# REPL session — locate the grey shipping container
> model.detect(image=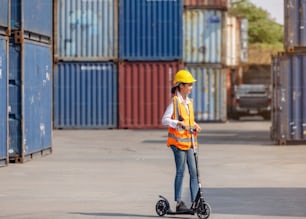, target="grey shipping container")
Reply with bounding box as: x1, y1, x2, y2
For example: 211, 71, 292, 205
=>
9, 39, 52, 162
54, 0, 118, 61
184, 9, 224, 64
0, 35, 8, 166
10, 0, 52, 41
271, 52, 306, 145
284, 0, 306, 51
186, 64, 227, 122
0, 0, 10, 36
119, 0, 183, 60
54, 62, 118, 129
